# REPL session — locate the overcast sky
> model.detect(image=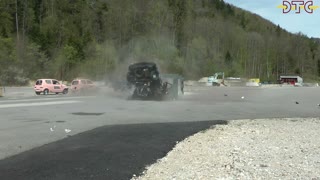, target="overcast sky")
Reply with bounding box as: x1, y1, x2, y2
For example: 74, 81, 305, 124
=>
223, 0, 320, 38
